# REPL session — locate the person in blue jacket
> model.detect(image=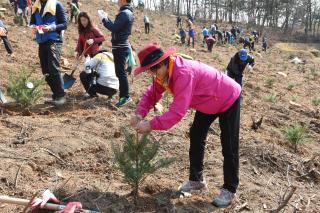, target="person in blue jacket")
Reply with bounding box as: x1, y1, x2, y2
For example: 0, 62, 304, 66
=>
98, 0, 134, 107
17, 0, 28, 26
30, 0, 67, 106
202, 26, 209, 46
